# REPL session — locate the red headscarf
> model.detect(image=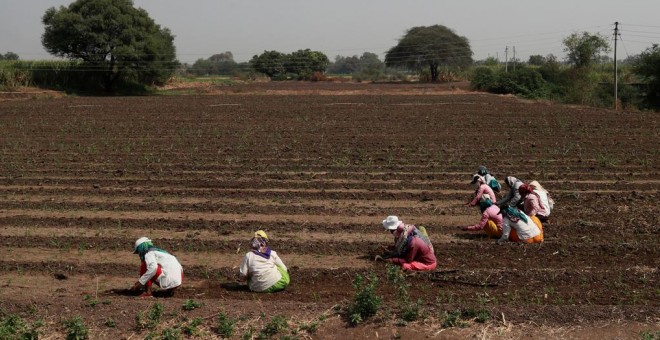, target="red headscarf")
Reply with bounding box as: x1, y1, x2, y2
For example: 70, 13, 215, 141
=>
518, 183, 533, 196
